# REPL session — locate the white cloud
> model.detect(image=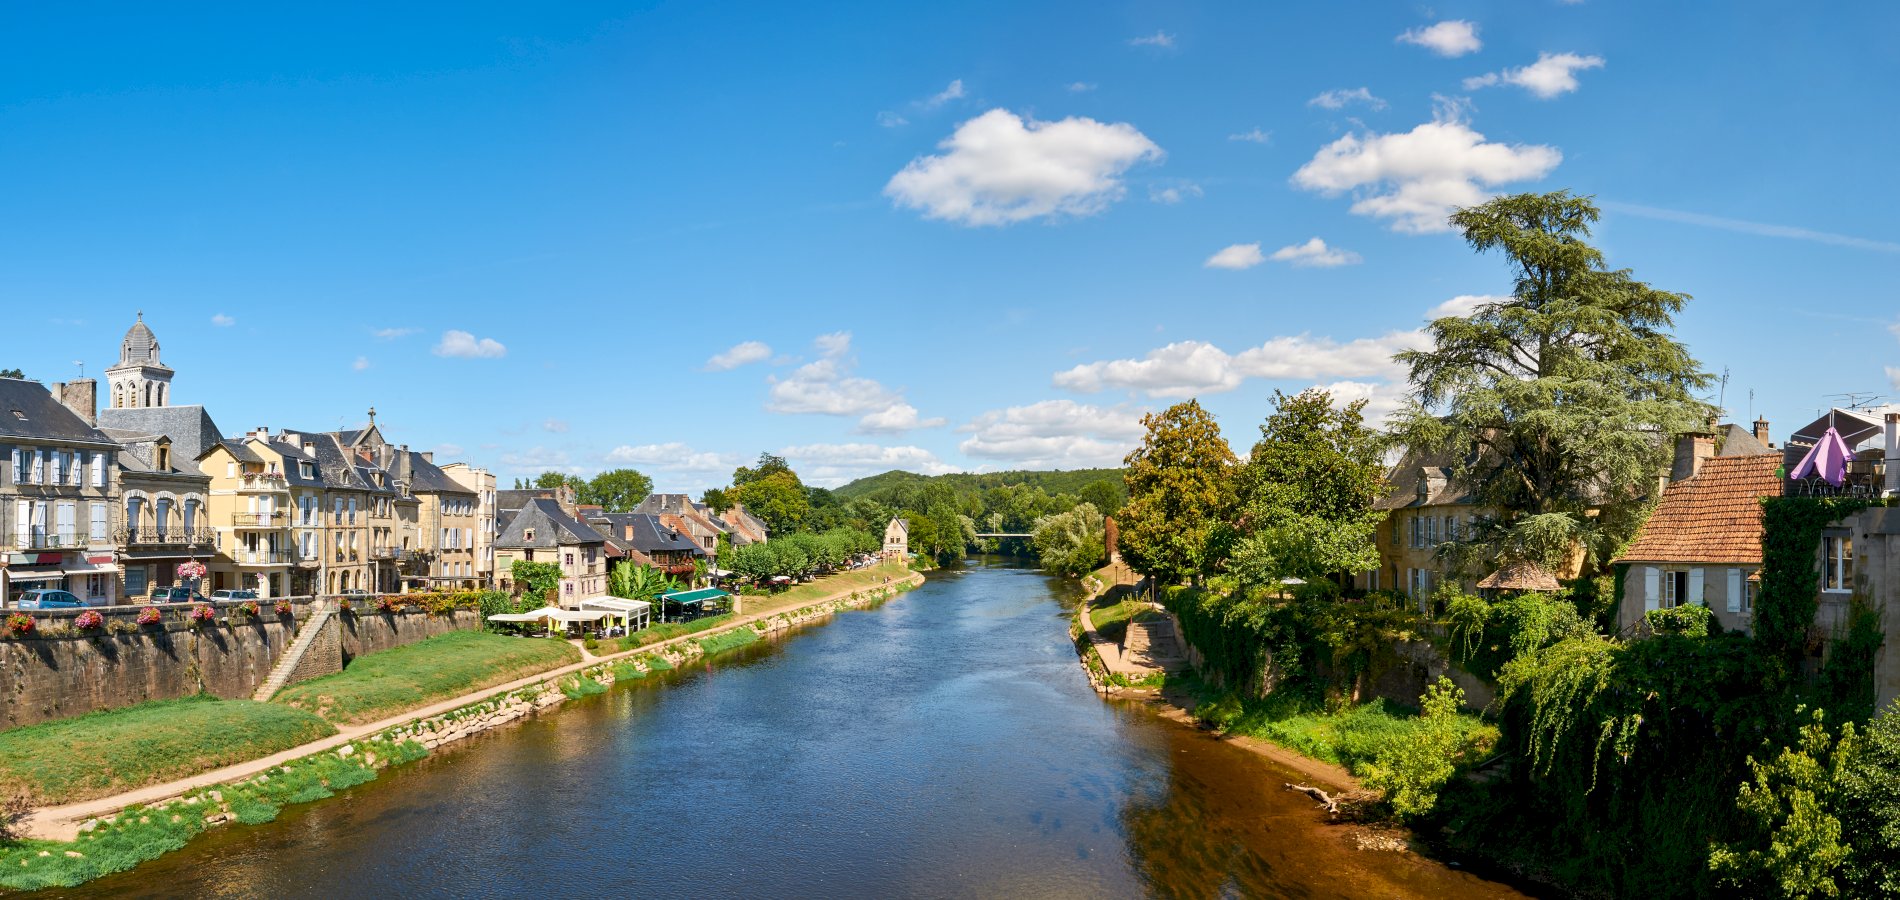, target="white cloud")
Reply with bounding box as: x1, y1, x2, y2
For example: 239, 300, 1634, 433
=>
499, 446, 579, 475
857, 402, 948, 434
542, 418, 569, 434
766, 332, 940, 434
1067, 82, 1097, 93
373, 327, 418, 340
1465, 52, 1605, 99
1204, 243, 1266, 270
1309, 88, 1386, 111
923, 79, 965, 109
1228, 127, 1272, 144
433, 443, 465, 459
1889, 367, 1900, 391
779, 442, 958, 488
1602, 202, 1900, 256
604, 442, 743, 478
877, 111, 908, 128
1427, 294, 1505, 319
1315, 380, 1410, 427
885, 109, 1164, 226
705, 340, 773, 371
211, 313, 235, 327
958, 400, 1148, 469
1398, 20, 1482, 57
1269, 237, 1362, 268
1149, 182, 1203, 204
351, 356, 370, 372
433, 330, 507, 359
1054, 330, 1421, 398
1291, 106, 1562, 233
1129, 31, 1175, 48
